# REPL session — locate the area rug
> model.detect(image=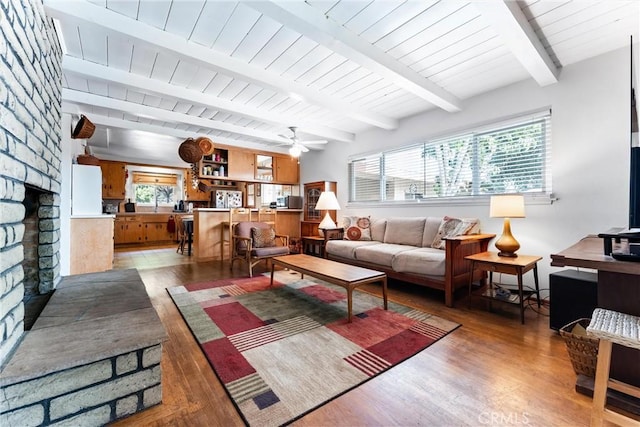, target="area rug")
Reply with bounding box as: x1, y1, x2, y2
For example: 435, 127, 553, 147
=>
168, 271, 460, 426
